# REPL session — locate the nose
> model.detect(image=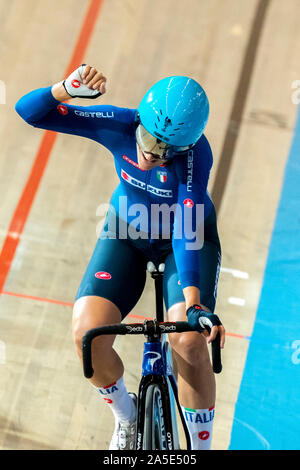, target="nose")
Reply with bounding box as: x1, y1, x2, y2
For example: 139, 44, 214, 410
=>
144, 152, 156, 161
